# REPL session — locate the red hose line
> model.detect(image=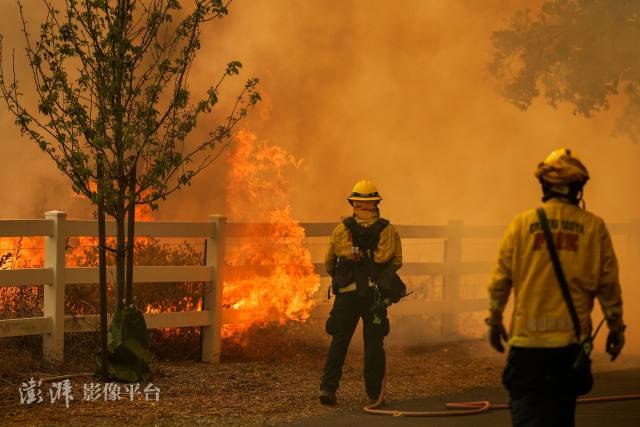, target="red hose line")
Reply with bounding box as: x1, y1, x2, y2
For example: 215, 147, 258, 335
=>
364, 400, 491, 417
363, 375, 640, 417
446, 401, 509, 410
576, 394, 640, 404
